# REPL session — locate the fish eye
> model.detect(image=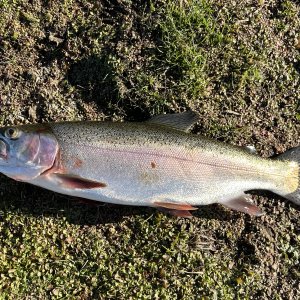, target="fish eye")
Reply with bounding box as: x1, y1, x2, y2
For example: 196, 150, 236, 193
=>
5, 127, 20, 140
